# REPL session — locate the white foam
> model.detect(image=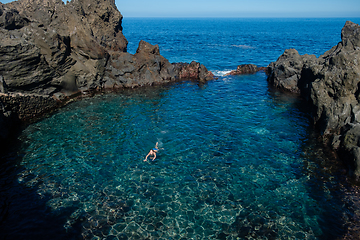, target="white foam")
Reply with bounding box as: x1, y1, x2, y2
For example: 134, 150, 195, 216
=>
212, 70, 232, 77
231, 44, 255, 49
